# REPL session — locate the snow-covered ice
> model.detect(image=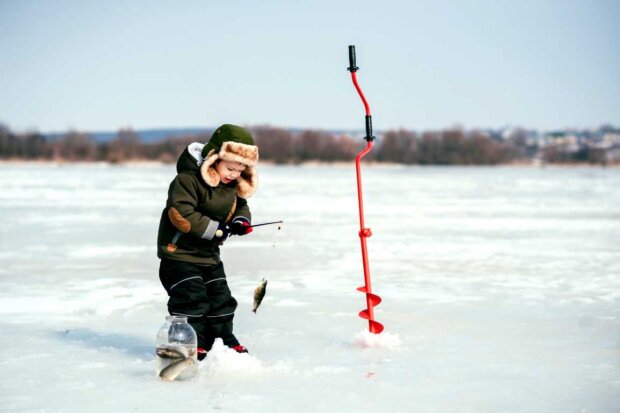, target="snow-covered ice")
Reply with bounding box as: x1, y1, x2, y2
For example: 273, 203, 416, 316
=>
0, 163, 619, 412
354, 330, 402, 350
